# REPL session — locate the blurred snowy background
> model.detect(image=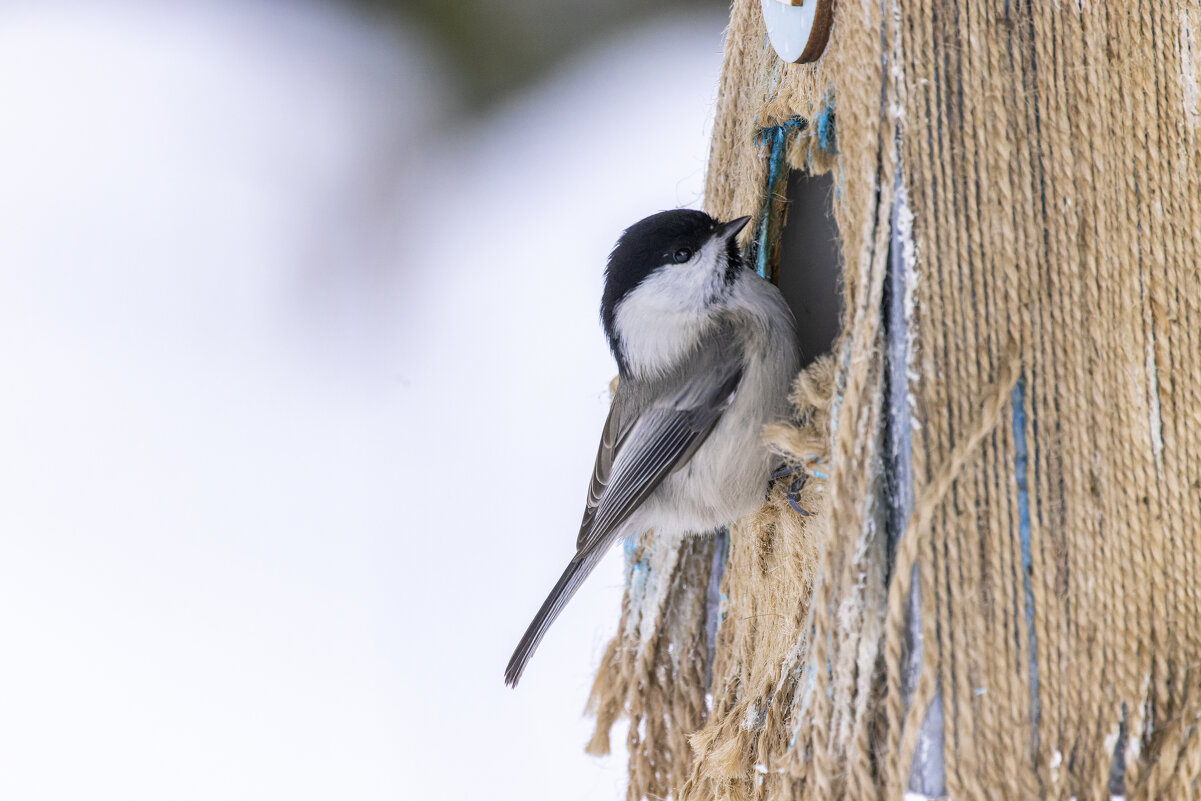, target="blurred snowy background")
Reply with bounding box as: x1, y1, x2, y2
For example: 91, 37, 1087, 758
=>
0, 1, 727, 799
